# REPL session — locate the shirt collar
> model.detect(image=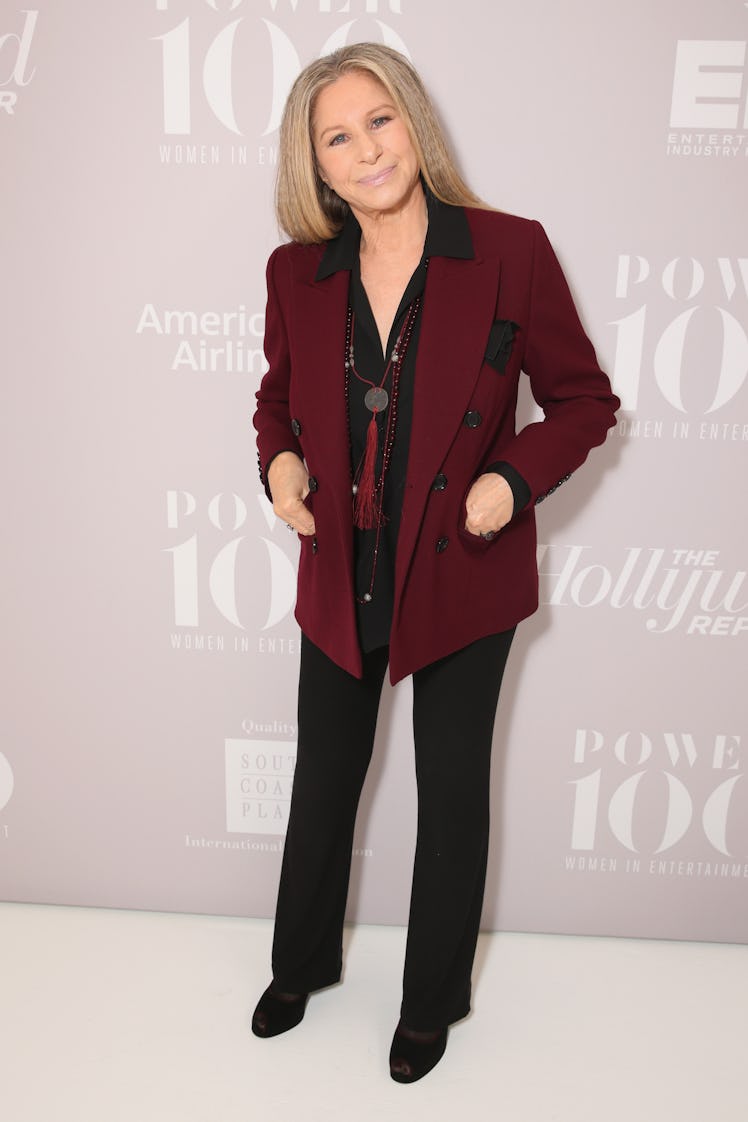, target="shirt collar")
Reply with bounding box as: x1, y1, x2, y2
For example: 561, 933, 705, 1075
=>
315, 188, 474, 282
